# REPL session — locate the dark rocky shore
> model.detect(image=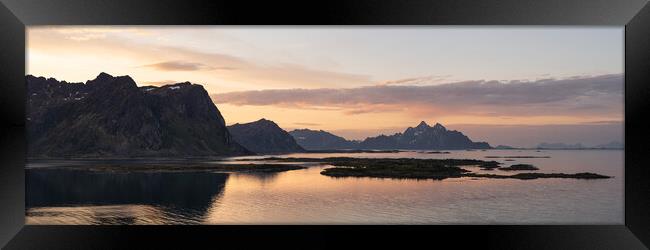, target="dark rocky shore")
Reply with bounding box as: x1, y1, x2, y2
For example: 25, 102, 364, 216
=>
41, 163, 305, 173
